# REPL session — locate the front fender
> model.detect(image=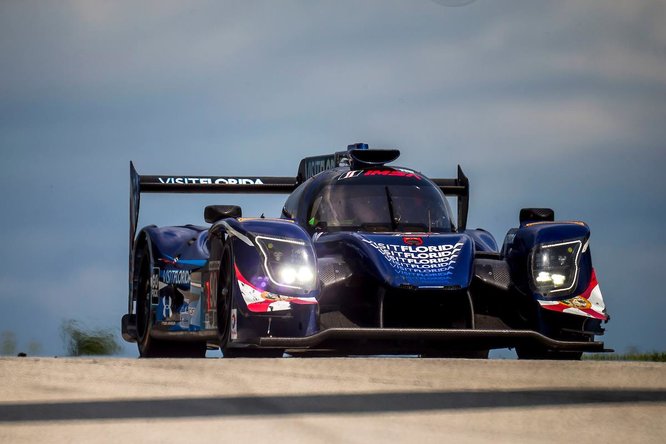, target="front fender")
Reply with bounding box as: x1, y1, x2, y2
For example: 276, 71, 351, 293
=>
211, 218, 319, 315
505, 221, 607, 321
